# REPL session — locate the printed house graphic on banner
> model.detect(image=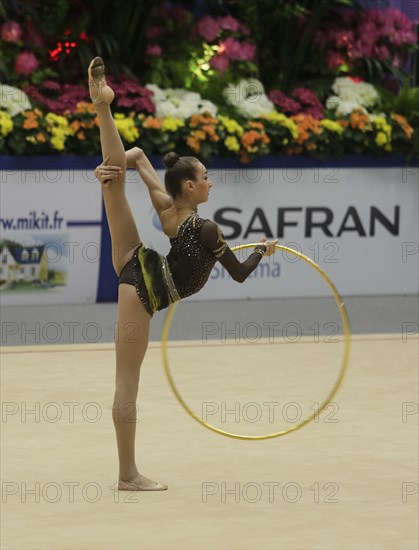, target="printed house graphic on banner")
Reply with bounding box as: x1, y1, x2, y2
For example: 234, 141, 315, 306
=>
0, 242, 47, 284
0, 241, 67, 290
